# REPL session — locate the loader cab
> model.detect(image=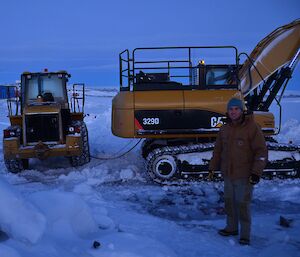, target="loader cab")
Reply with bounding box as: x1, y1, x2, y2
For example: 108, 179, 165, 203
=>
21, 70, 70, 110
